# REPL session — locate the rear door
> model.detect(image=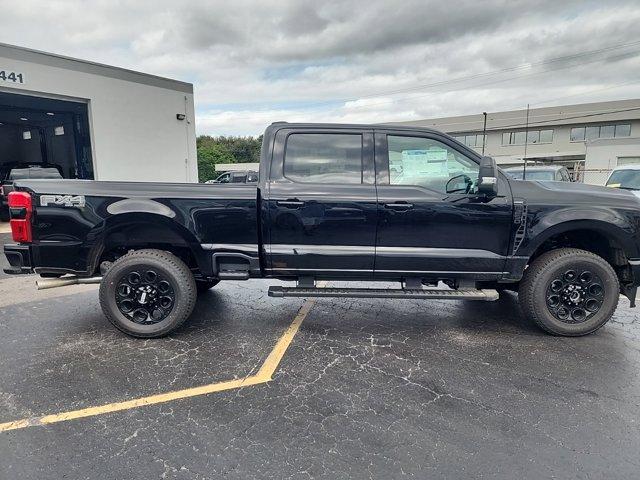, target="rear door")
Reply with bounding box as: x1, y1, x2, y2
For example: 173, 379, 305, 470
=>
265, 127, 377, 277
374, 130, 513, 278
